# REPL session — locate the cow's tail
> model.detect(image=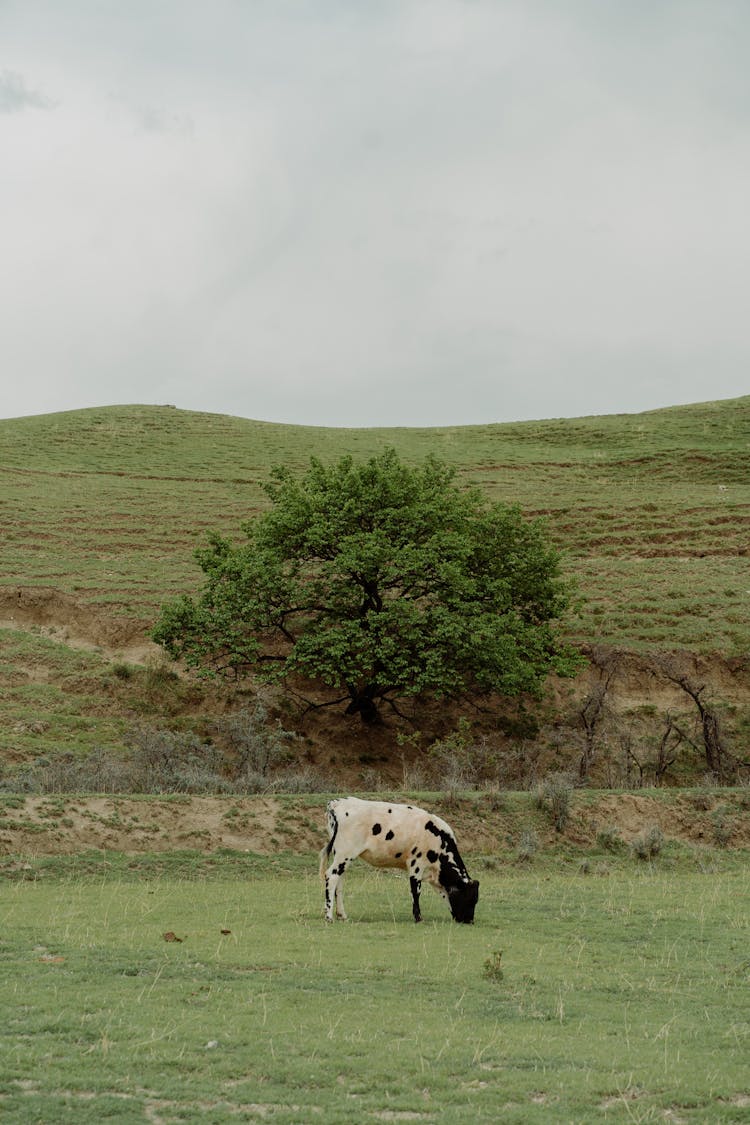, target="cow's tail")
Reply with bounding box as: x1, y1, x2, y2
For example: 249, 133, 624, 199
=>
319, 800, 339, 880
